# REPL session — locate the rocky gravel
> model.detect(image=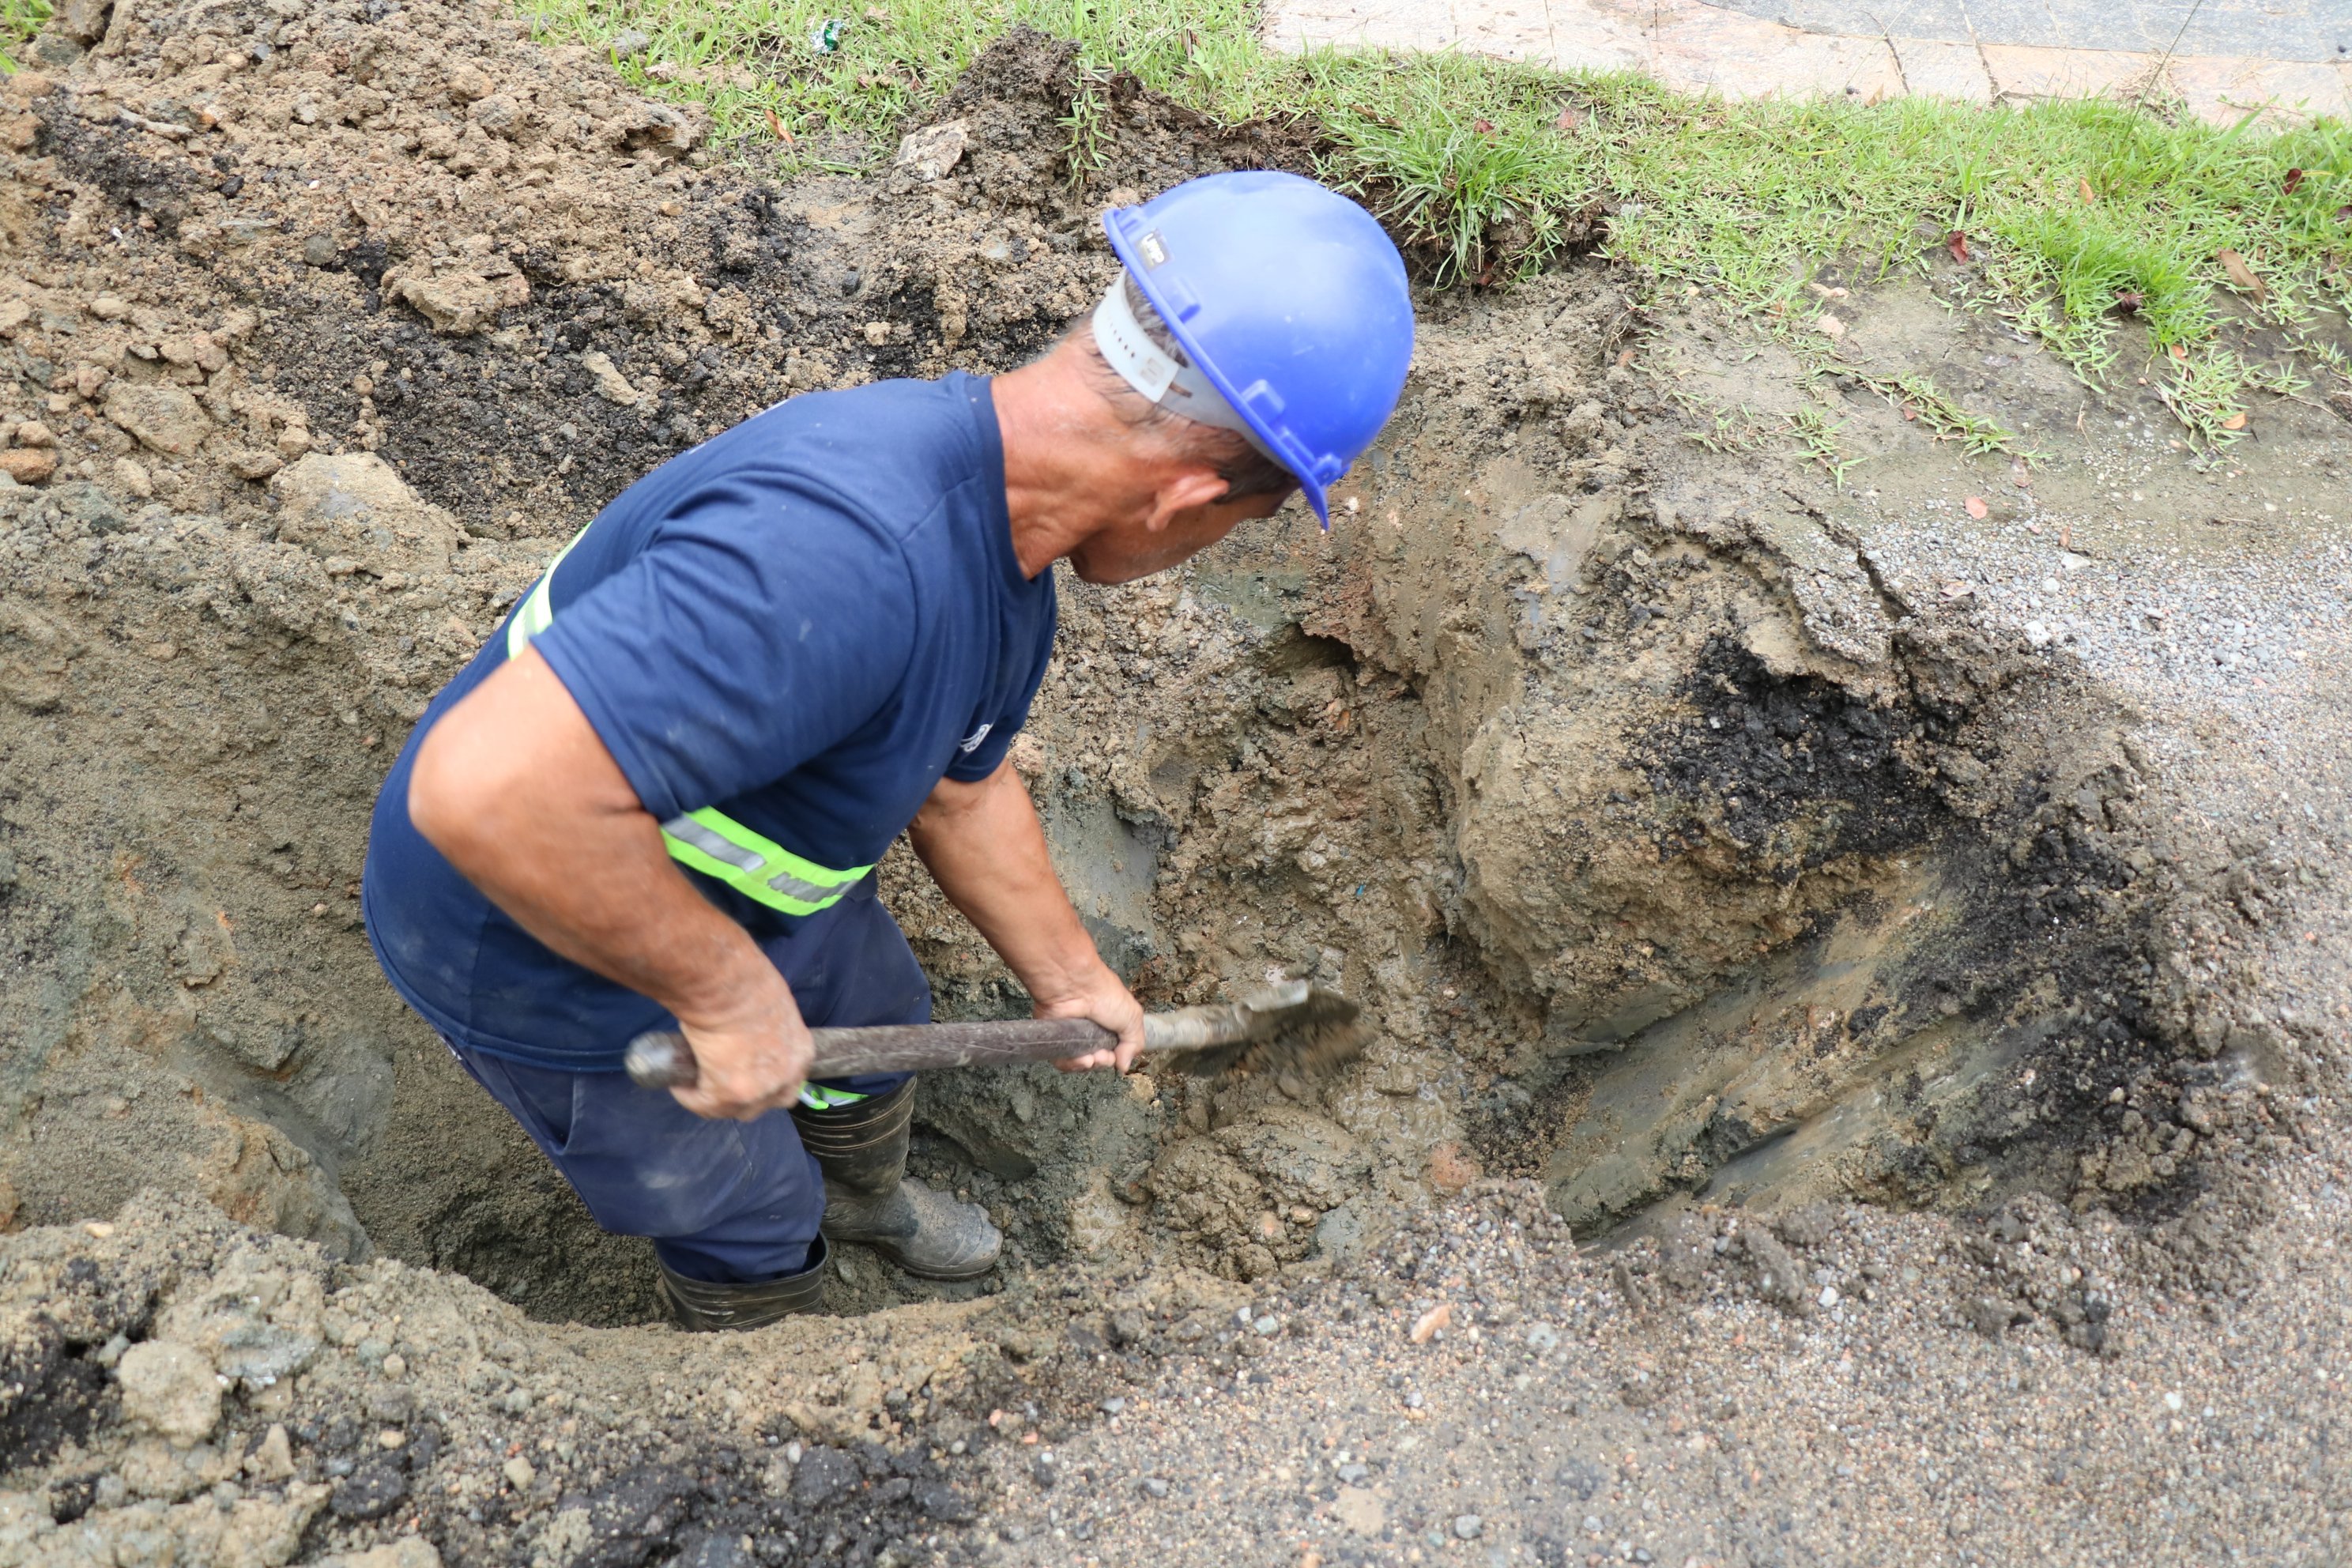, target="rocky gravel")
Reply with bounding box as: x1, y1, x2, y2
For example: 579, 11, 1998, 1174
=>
971, 1150, 2351, 1568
